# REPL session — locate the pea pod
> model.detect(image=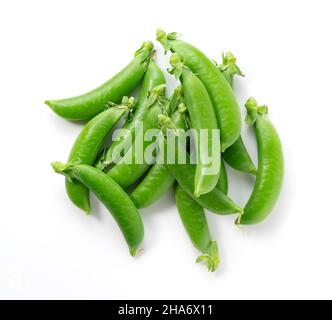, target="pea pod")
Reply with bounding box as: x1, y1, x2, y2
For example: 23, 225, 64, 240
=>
236, 98, 284, 225
96, 60, 165, 170
175, 185, 219, 272
166, 156, 241, 215
217, 52, 257, 175
157, 29, 241, 151
66, 97, 135, 213
223, 136, 257, 175
177, 66, 220, 197
130, 162, 174, 209
159, 115, 242, 215
130, 94, 186, 208
52, 163, 144, 256
45, 41, 153, 121
107, 85, 167, 188
131, 97, 228, 208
